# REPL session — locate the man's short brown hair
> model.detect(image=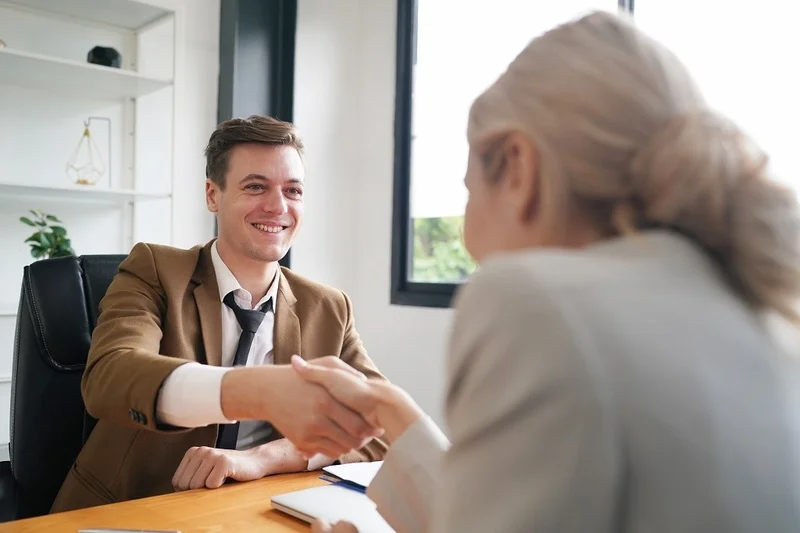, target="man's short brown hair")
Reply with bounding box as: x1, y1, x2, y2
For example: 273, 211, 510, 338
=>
204, 115, 304, 188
